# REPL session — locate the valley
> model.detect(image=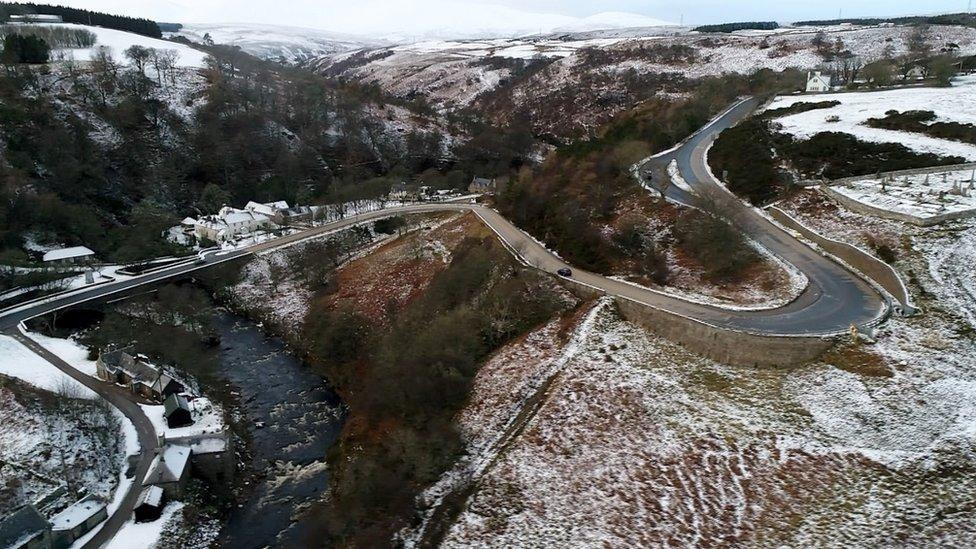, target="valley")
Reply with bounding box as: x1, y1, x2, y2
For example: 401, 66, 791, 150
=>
1, 3, 975, 549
